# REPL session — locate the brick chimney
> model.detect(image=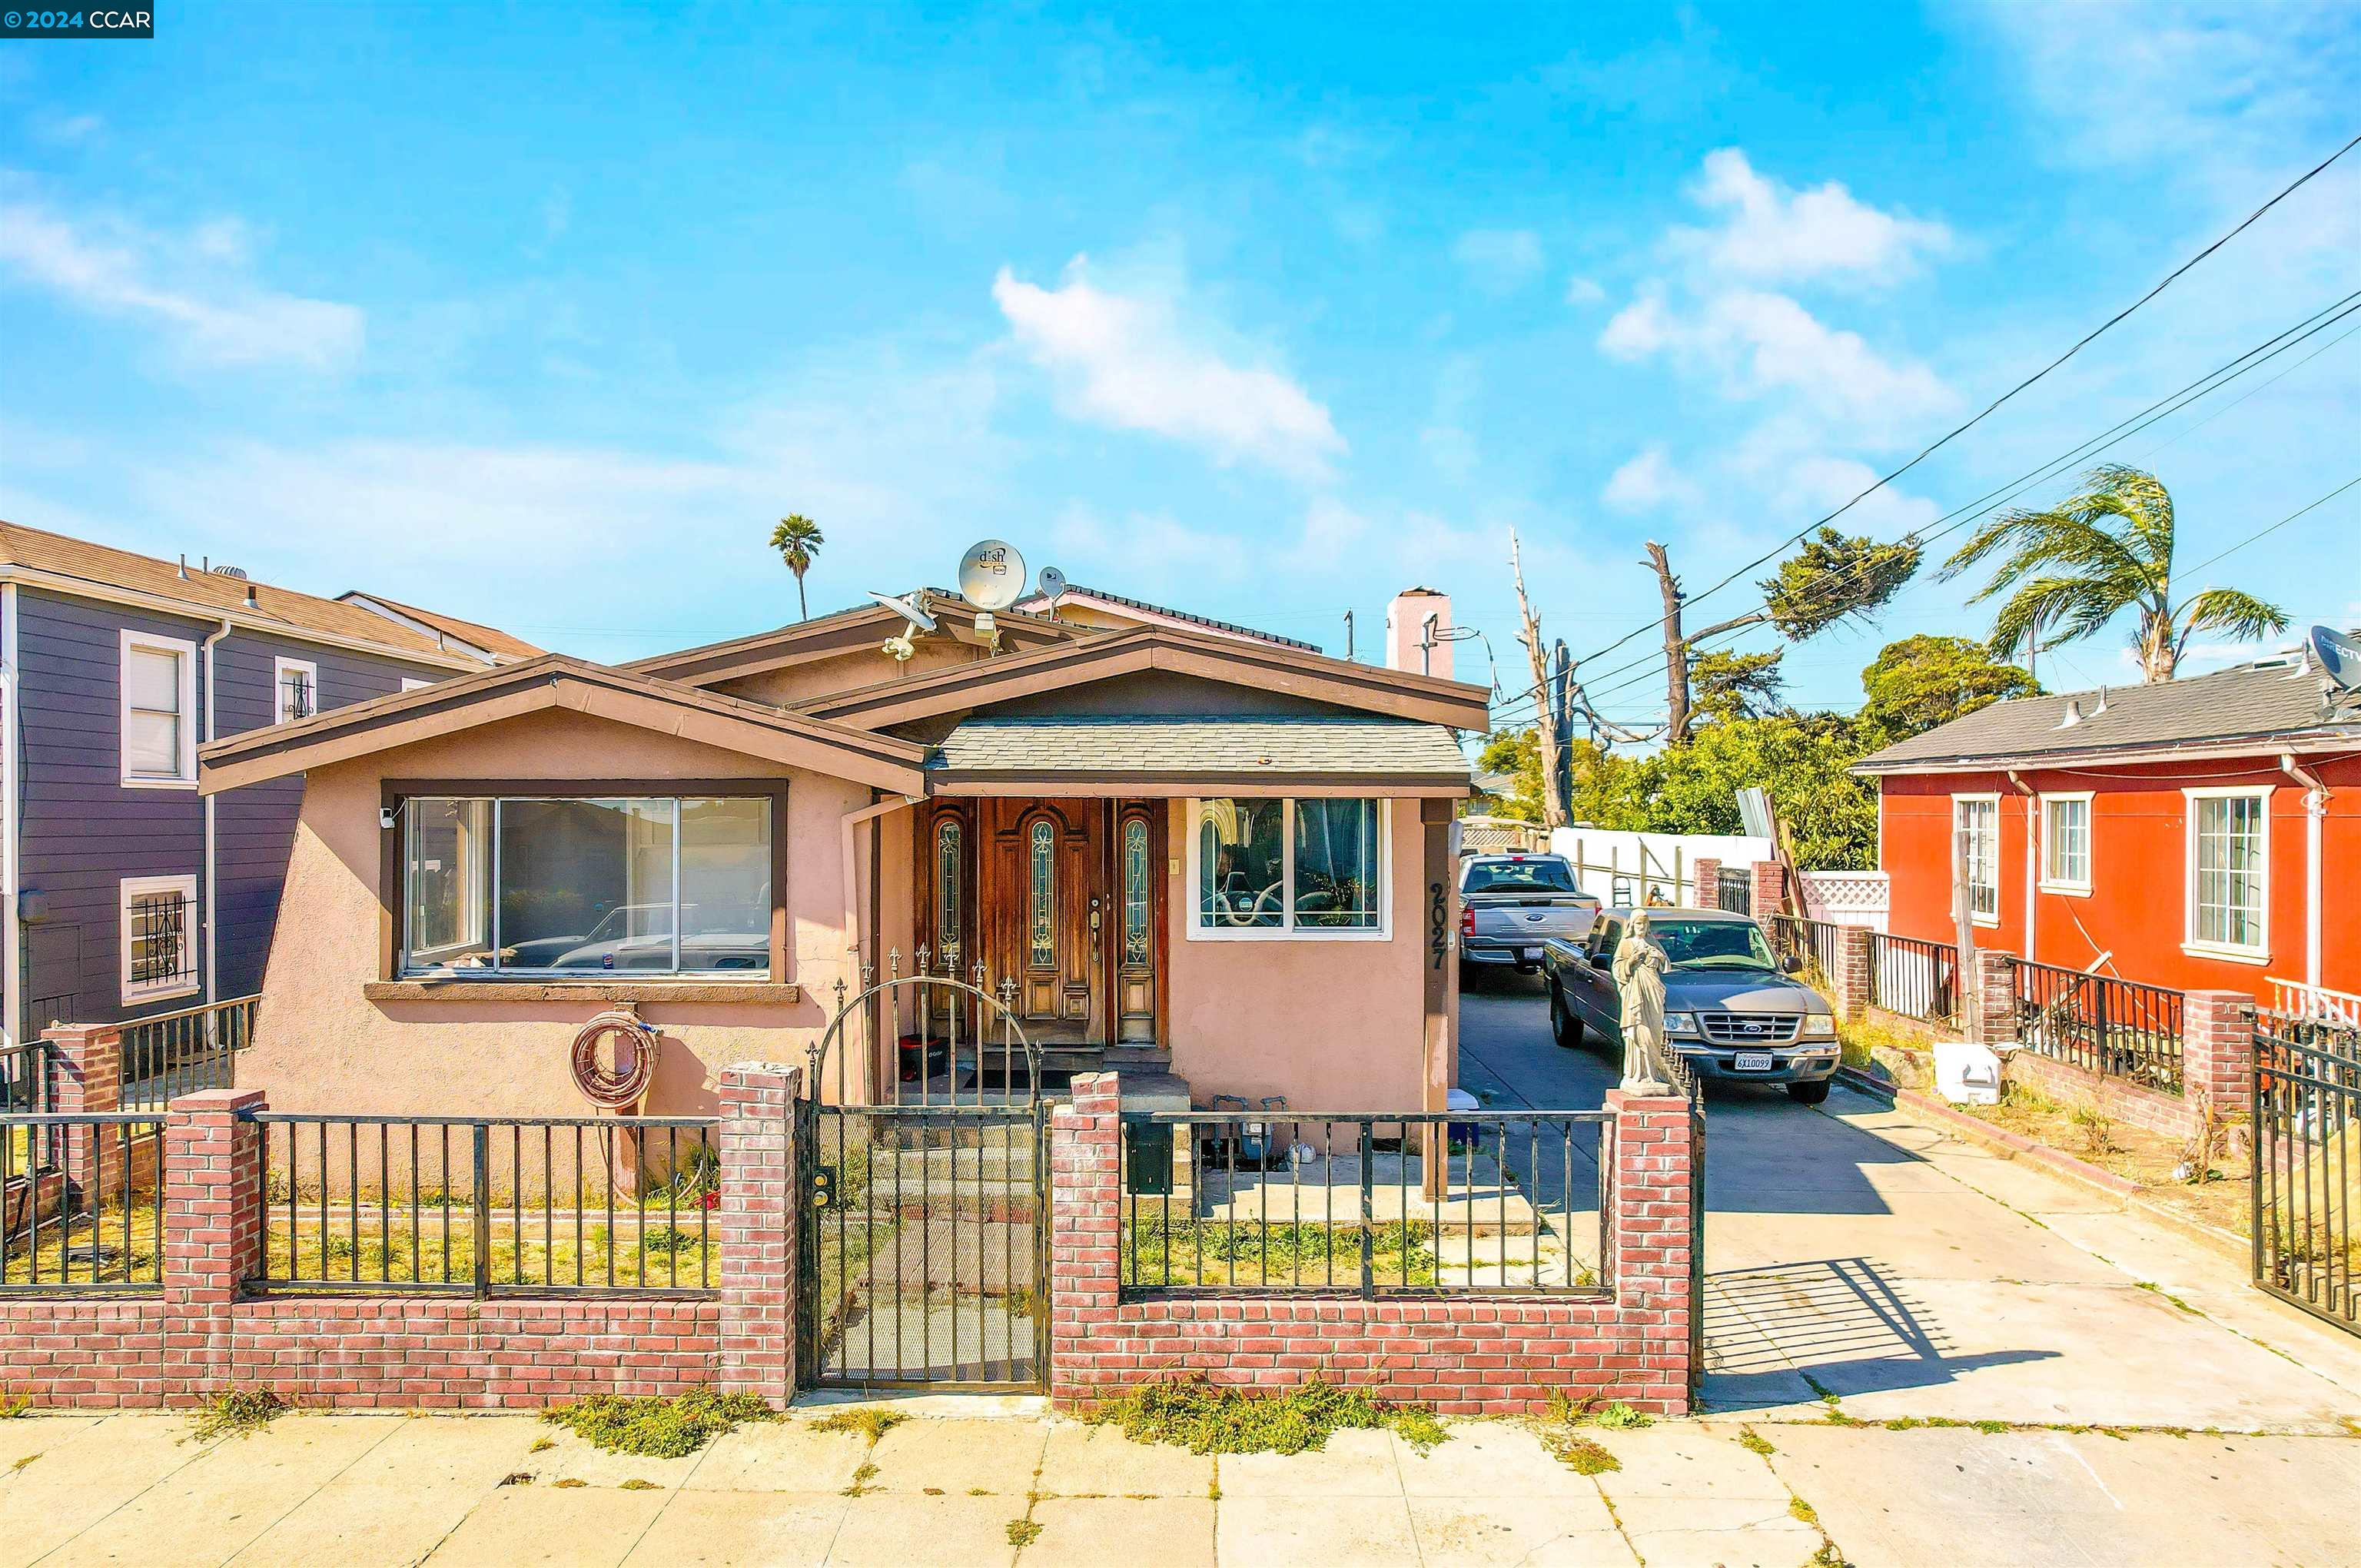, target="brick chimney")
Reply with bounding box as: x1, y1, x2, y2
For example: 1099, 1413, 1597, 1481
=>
1385, 588, 1452, 679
